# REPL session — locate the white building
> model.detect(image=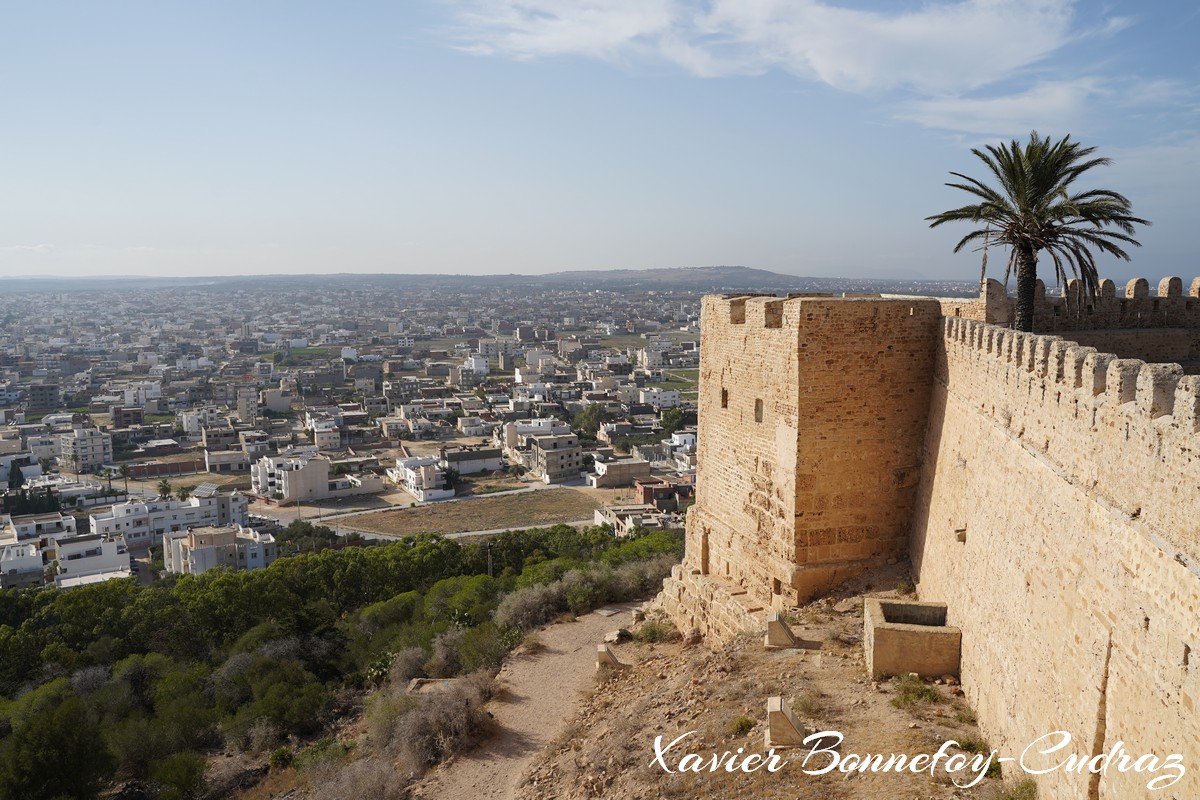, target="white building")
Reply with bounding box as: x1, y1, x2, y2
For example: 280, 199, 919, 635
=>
387, 456, 454, 502
463, 355, 490, 376
1, 512, 77, 544
88, 491, 249, 547
0, 453, 40, 485
163, 525, 277, 575
57, 427, 113, 473
179, 406, 222, 437
25, 434, 58, 463
0, 541, 43, 589
669, 430, 697, 450
123, 380, 162, 407
54, 533, 131, 588
312, 419, 341, 450
250, 453, 381, 502
639, 388, 681, 410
